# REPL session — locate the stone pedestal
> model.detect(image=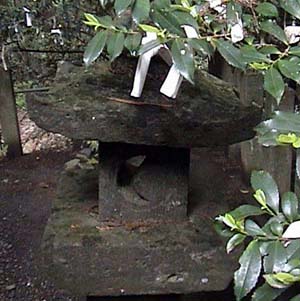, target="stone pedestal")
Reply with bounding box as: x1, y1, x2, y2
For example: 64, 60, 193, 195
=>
38, 150, 242, 298
98, 143, 190, 222
28, 59, 262, 298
